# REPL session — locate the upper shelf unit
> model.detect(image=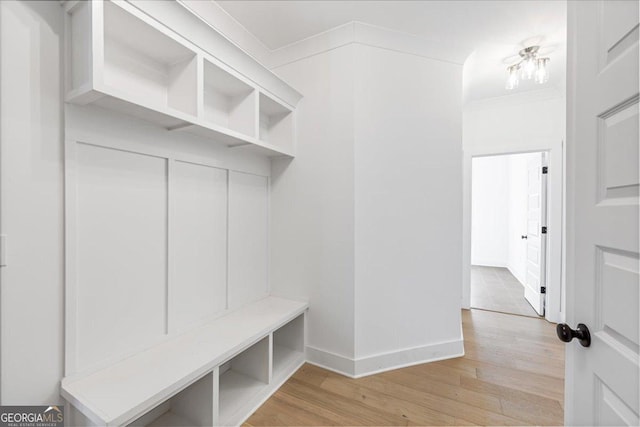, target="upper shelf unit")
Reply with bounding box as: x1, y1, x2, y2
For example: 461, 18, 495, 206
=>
64, 0, 298, 158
